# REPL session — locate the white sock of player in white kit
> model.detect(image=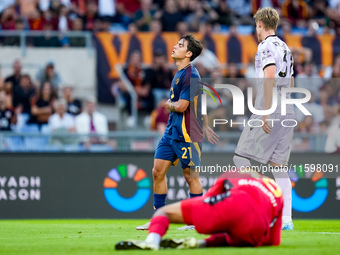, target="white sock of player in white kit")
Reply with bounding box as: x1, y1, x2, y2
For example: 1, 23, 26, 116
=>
145, 233, 161, 247
273, 170, 292, 223
233, 155, 251, 169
